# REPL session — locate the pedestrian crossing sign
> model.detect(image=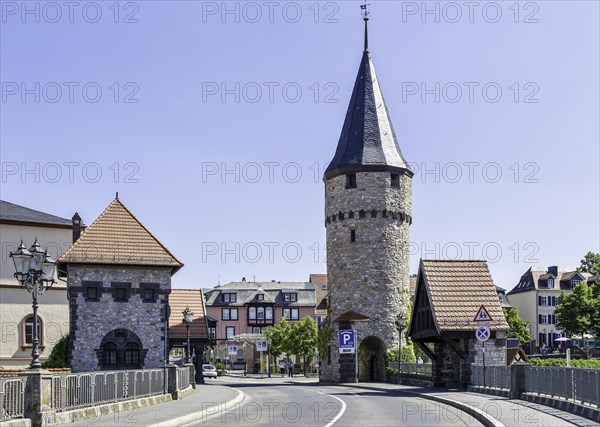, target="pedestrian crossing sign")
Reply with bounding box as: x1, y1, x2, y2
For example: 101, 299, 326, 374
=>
473, 305, 493, 322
